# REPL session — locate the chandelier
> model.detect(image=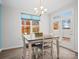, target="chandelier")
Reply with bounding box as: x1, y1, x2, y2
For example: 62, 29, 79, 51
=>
34, 0, 48, 16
